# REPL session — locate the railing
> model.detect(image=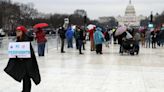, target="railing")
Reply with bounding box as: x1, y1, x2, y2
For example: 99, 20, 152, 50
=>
0, 34, 61, 56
